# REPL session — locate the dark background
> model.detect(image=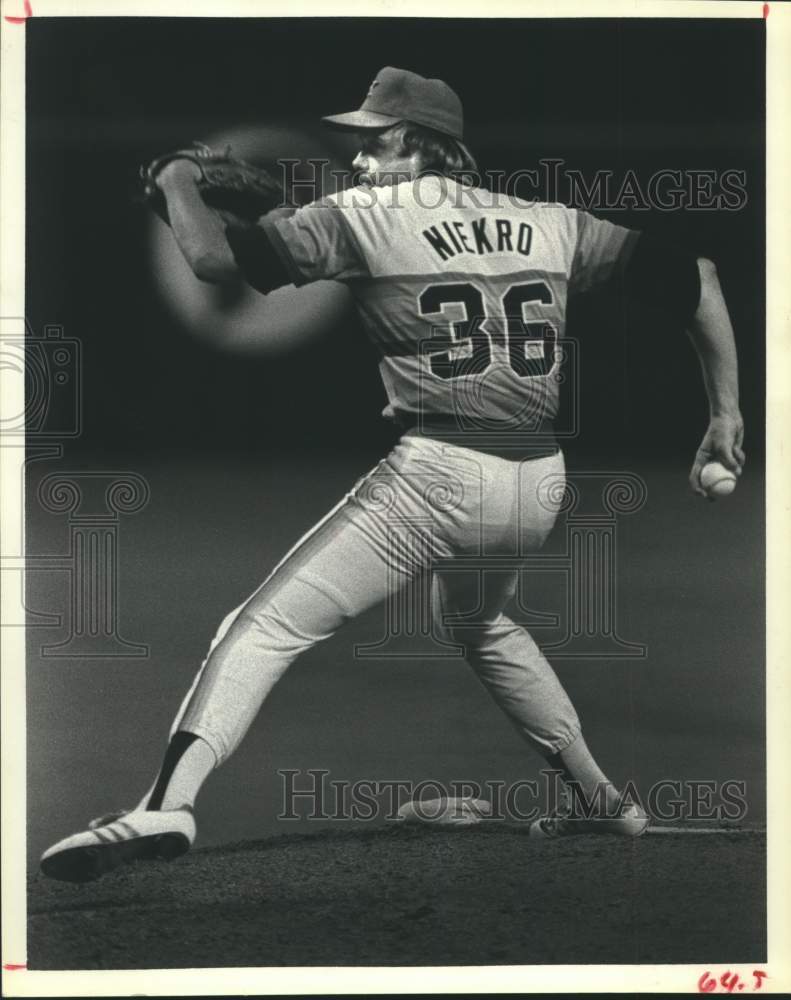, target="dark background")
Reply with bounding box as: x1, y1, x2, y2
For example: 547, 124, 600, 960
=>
26, 16, 765, 462
25, 17, 765, 880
